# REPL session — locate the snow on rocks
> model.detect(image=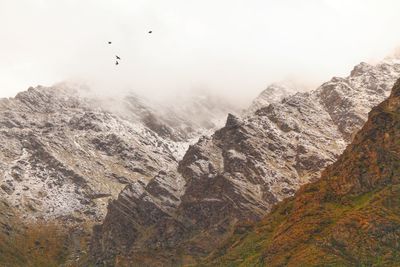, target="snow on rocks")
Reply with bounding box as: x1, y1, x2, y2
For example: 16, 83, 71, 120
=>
91, 57, 400, 264
0, 85, 232, 225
